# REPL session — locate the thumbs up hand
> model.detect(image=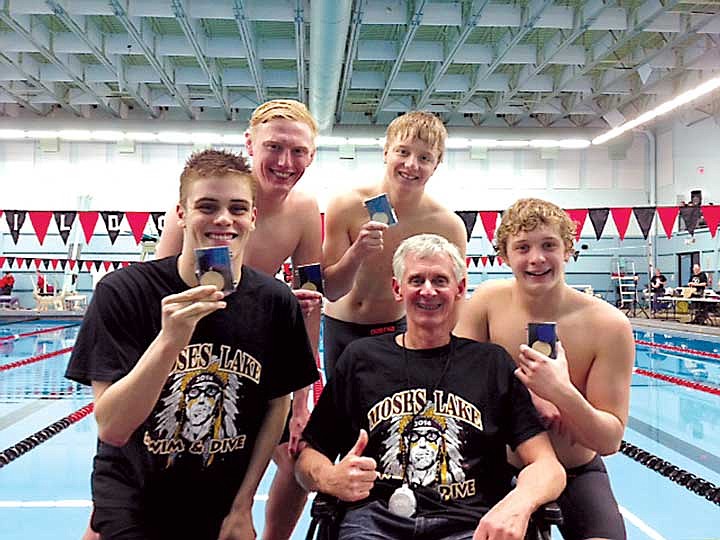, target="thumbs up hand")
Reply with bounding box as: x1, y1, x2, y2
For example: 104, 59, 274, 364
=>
325, 429, 378, 502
